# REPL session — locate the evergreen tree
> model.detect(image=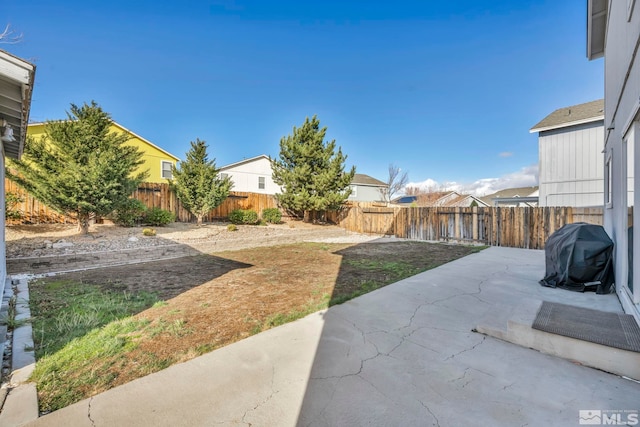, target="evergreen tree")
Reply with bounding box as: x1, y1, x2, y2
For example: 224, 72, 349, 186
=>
271, 115, 355, 222
7, 101, 147, 234
170, 139, 232, 224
